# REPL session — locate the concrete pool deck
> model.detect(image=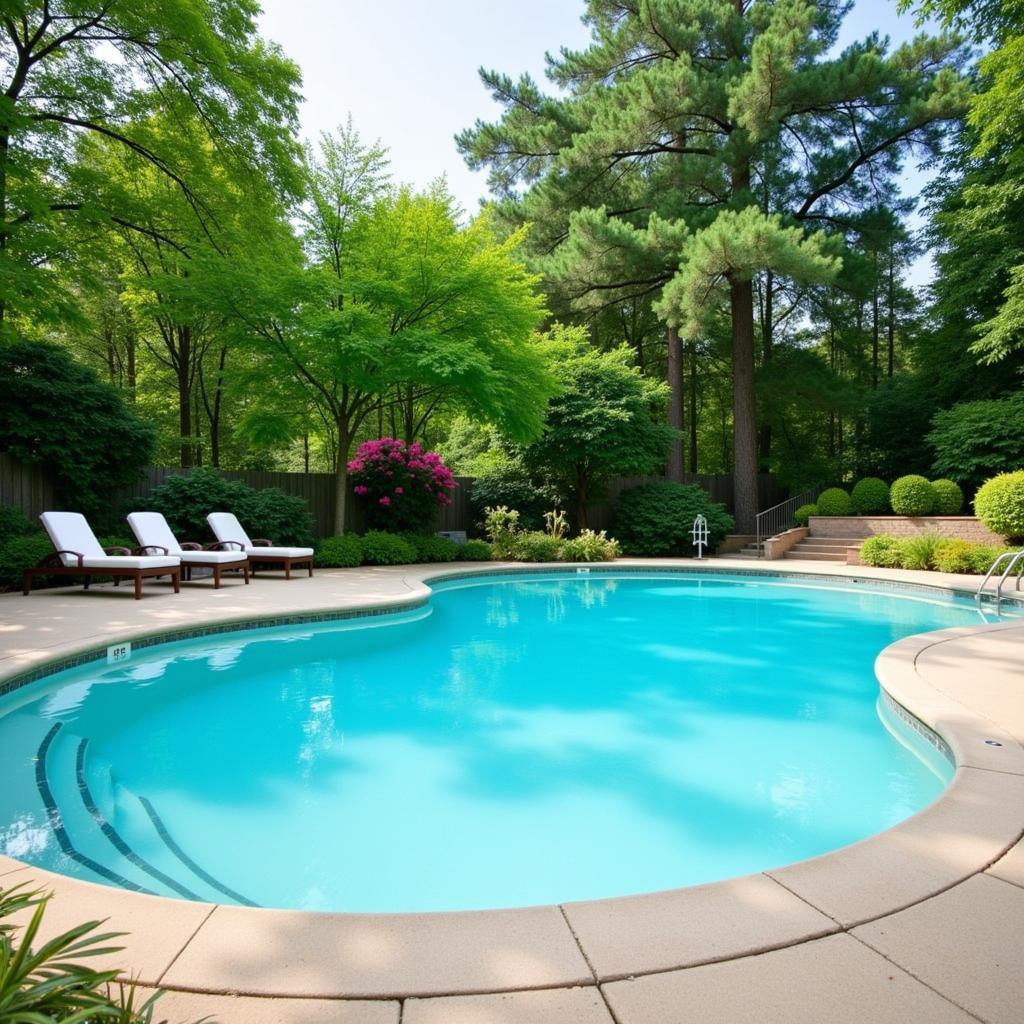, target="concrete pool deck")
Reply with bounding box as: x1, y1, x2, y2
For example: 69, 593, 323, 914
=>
0, 558, 1022, 1023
